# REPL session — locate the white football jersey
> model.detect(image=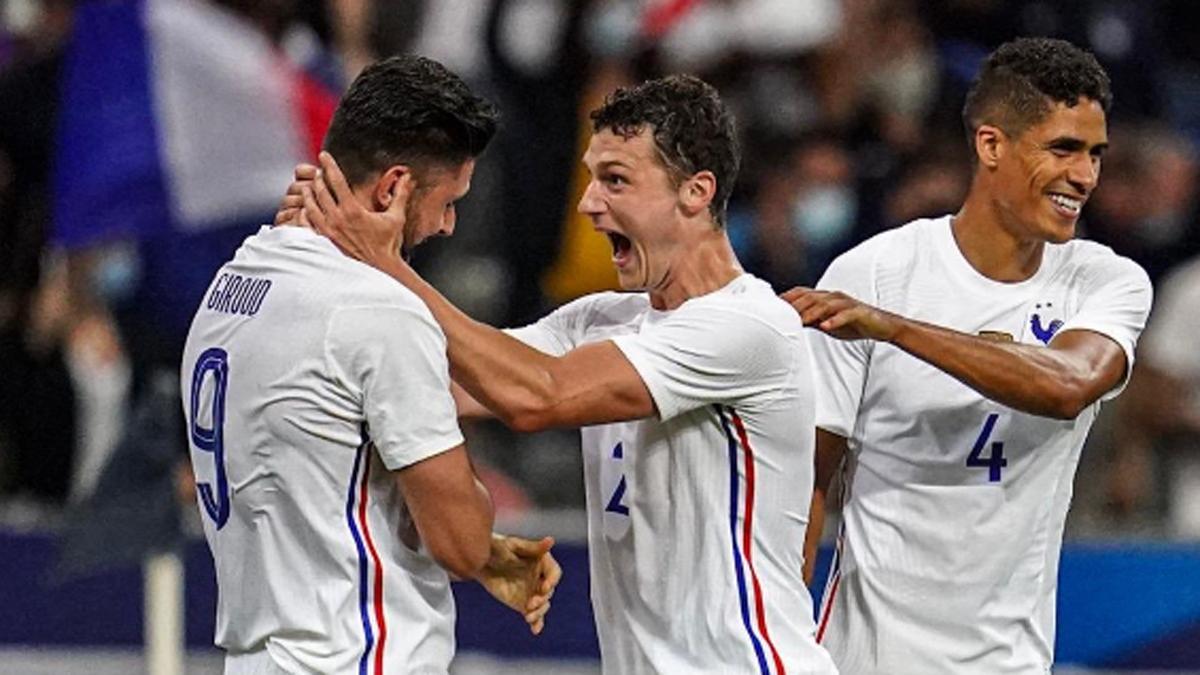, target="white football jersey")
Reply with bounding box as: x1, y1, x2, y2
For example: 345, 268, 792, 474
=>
511, 274, 837, 675
811, 216, 1151, 674
181, 226, 465, 674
